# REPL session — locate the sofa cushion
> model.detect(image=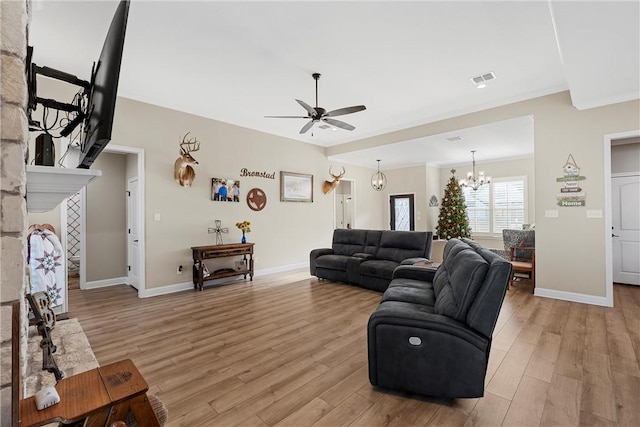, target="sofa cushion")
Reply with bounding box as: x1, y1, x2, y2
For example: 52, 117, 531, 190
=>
363, 230, 382, 256
432, 240, 489, 322
376, 231, 428, 263
360, 259, 399, 280
332, 229, 367, 256
383, 279, 436, 306
315, 254, 351, 270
